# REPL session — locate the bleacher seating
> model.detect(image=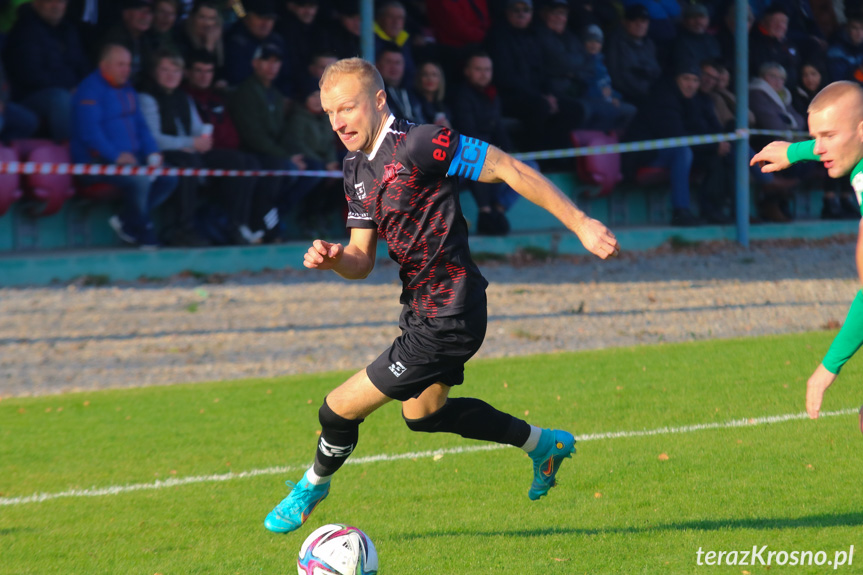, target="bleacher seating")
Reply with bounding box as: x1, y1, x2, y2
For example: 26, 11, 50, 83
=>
20, 142, 75, 217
